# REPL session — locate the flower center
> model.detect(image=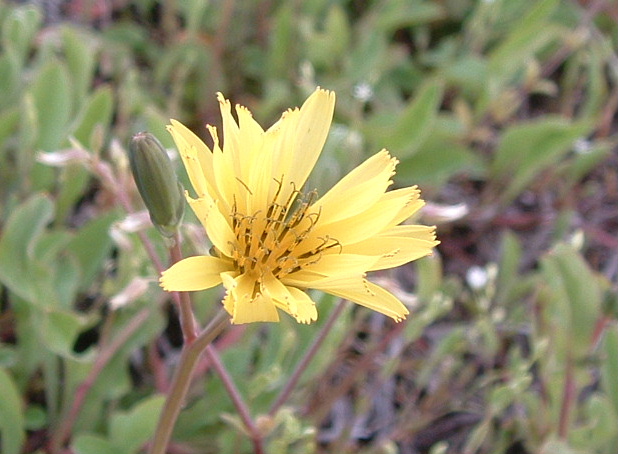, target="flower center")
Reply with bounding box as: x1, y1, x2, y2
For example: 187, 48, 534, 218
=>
228, 184, 339, 278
